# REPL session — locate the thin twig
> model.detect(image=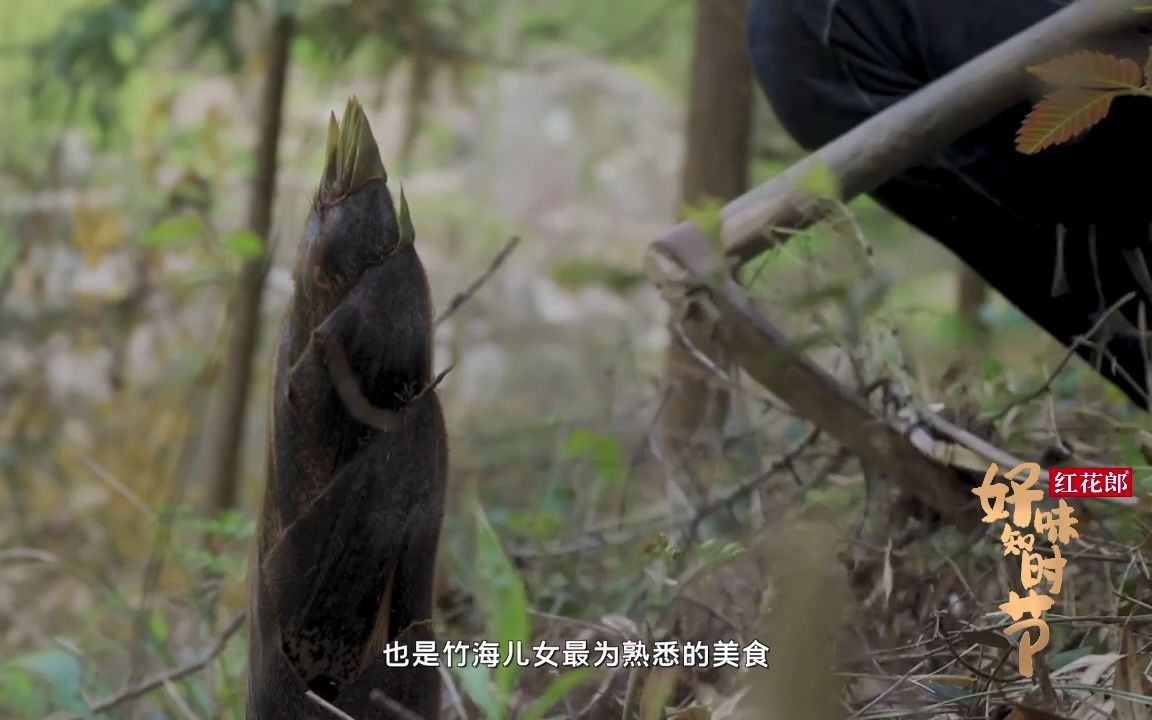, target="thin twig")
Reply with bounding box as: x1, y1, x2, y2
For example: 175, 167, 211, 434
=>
306, 690, 359, 720
436, 665, 469, 720
691, 426, 822, 519
912, 402, 1138, 508
369, 689, 428, 720
572, 668, 619, 720
73, 613, 246, 718
848, 660, 927, 719
1043, 613, 1152, 625
988, 291, 1138, 421
511, 427, 826, 560
68, 443, 157, 521
528, 609, 633, 639
434, 236, 521, 326
160, 677, 201, 720
847, 611, 1152, 668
